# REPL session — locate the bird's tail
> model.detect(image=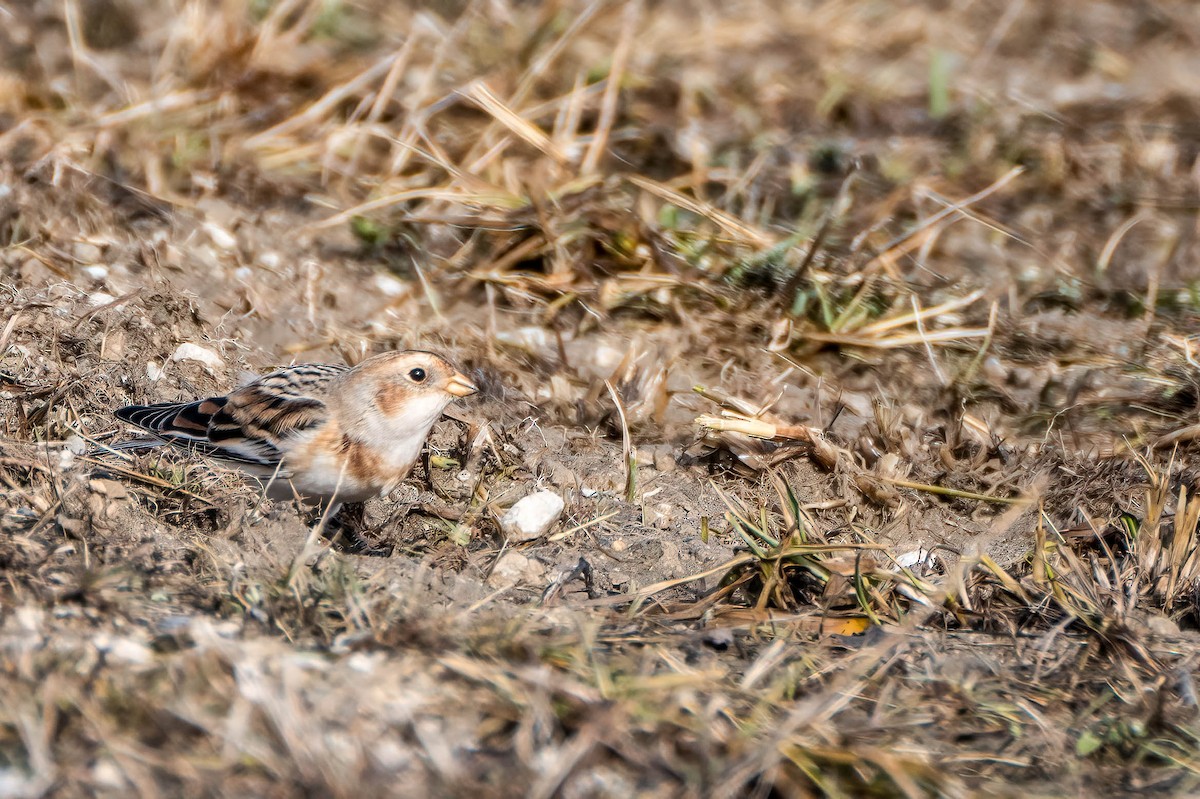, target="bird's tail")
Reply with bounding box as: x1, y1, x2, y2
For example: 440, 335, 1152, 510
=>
85, 436, 168, 460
